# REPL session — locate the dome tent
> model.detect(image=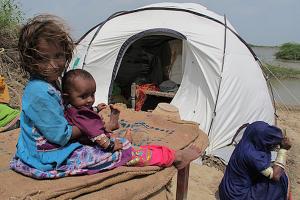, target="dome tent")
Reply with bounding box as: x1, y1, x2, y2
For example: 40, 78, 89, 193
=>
68, 3, 275, 158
